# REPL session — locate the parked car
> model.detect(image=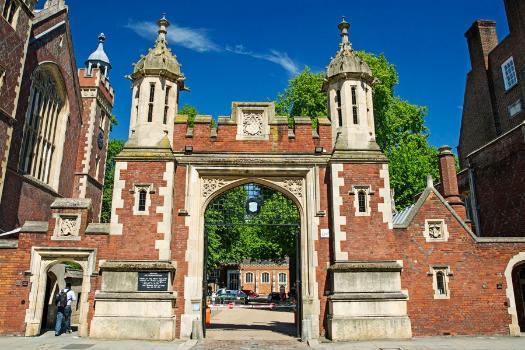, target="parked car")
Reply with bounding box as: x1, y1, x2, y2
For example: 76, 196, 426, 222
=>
216, 289, 248, 304
267, 292, 281, 303
241, 289, 259, 300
